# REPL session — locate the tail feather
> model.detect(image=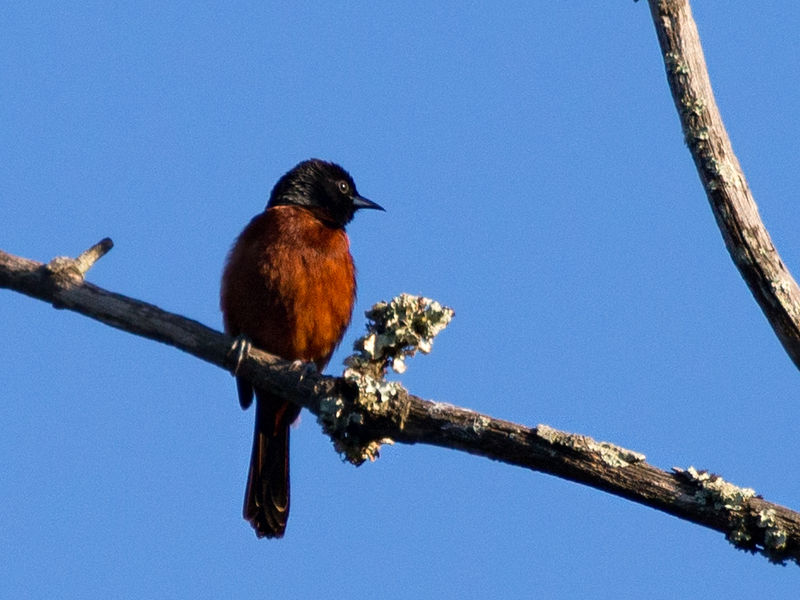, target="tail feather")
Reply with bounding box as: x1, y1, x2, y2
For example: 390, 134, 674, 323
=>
243, 394, 296, 538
